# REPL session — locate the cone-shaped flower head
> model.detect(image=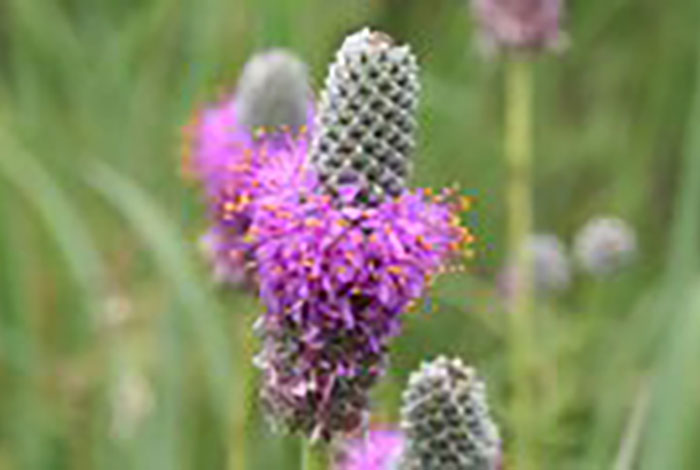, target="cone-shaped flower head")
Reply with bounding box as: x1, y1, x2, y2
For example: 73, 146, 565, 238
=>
471, 0, 566, 55
311, 28, 420, 203
236, 49, 311, 131
499, 233, 571, 300
398, 356, 501, 470
574, 216, 637, 276
253, 187, 471, 442
183, 49, 314, 287
337, 429, 404, 470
